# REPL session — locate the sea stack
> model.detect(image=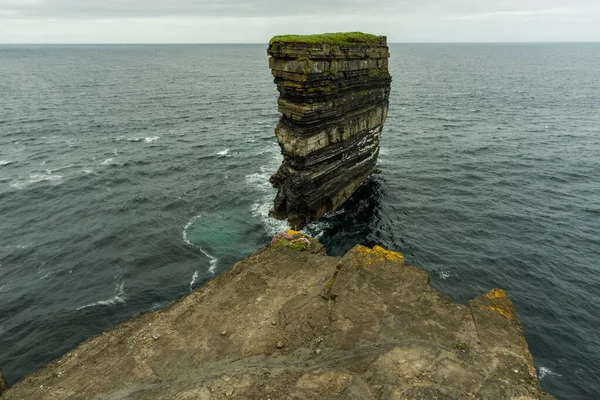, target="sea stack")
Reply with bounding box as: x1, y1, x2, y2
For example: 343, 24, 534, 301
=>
267, 32, 391, 228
